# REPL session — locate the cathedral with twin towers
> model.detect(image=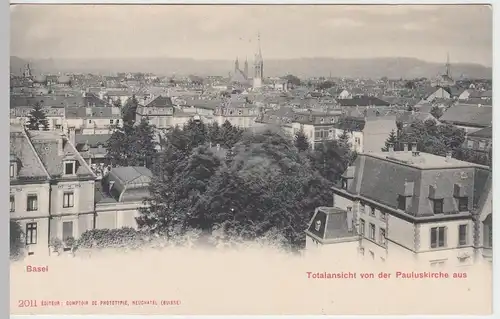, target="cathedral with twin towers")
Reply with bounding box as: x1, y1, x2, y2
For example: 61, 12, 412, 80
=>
230, 33, 264, 89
